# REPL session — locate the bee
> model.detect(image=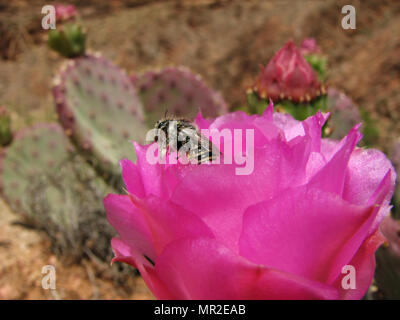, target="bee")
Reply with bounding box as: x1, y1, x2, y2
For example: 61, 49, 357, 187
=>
154, 117, 220, 164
